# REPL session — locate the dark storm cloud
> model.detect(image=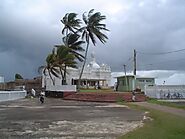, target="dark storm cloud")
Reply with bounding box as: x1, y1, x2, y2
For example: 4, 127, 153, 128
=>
93, 0, 185, 72
0, 0, 185, 81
